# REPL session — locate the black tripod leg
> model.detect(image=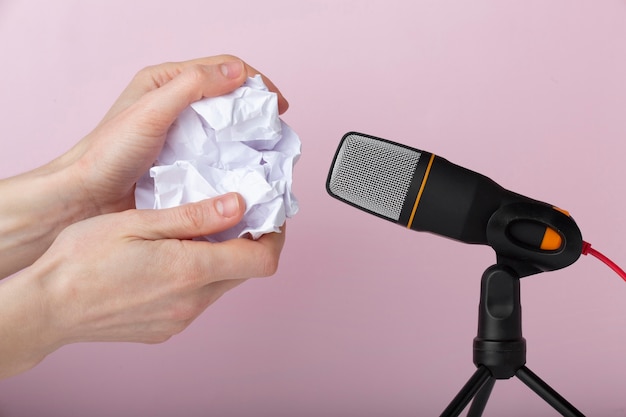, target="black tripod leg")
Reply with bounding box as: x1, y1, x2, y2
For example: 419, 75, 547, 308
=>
440, 366, 492, 417
467, 377, 496, 417
516, 366, 585, 417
